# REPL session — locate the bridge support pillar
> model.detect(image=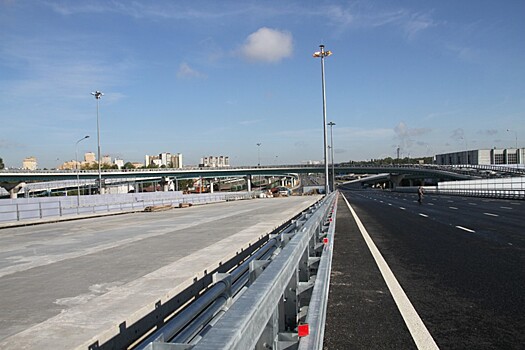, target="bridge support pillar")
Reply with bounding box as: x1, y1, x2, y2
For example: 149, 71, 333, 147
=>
246, 175, 252, 192
389, 174, 406, 189
210, 180, 214, 193
1, 182, 26, 199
